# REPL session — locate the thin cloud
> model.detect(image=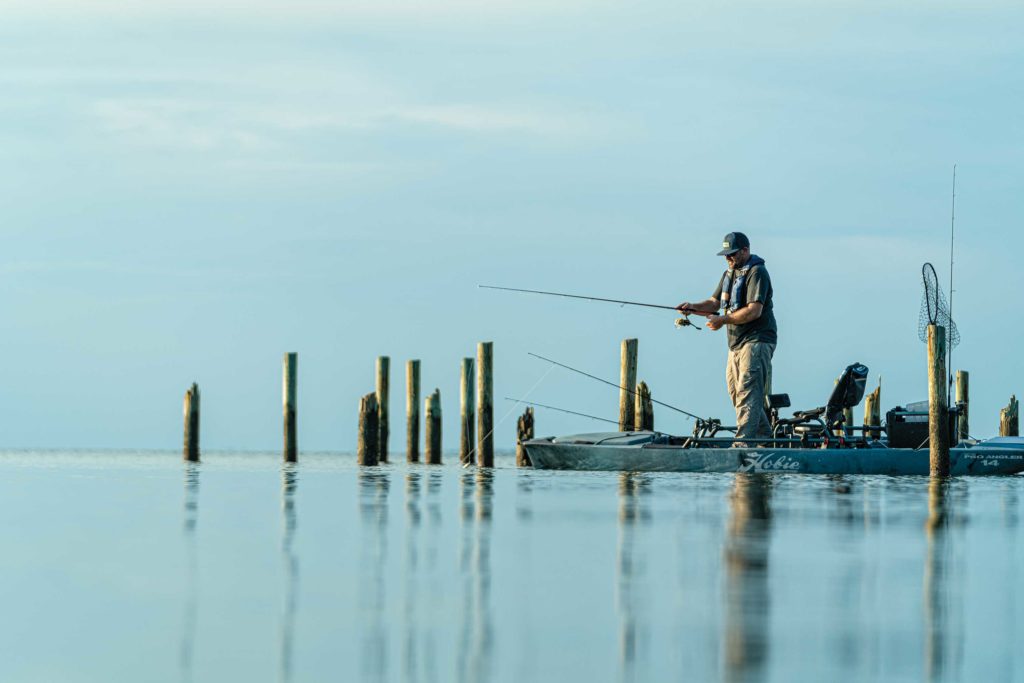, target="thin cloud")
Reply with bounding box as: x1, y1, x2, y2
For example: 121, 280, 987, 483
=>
6, 0, 608, 21
92, 99, 273, 151
392, 105, 576, 134
92, 97, 602, 151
